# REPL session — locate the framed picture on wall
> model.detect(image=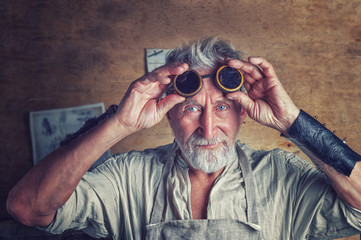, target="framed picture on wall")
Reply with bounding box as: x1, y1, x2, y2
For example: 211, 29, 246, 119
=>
146, 48, 173, 72
29, 103, 111, 170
